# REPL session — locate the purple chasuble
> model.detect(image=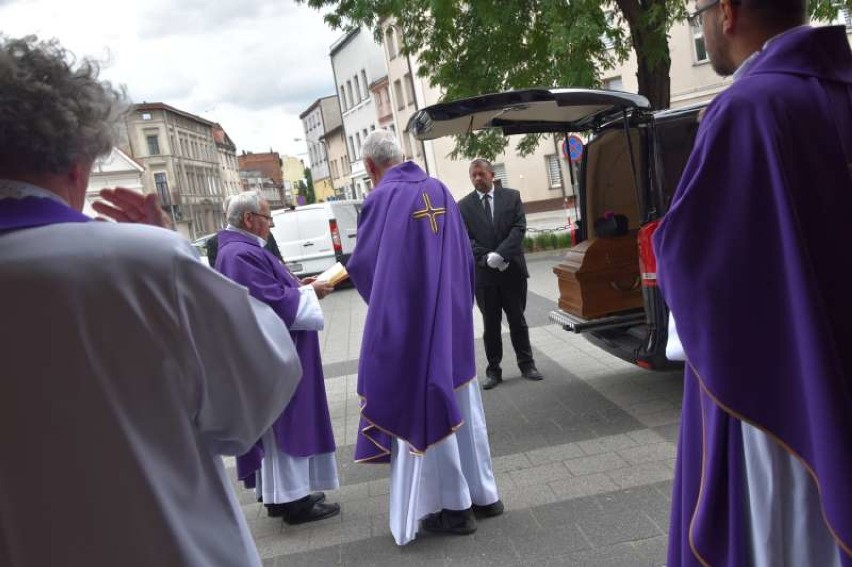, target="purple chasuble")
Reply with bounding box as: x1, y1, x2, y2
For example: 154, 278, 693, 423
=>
215, 230, 335, 485
654, 27, 852, 566
346, 161, 477, 463
0, 196, 90, 233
